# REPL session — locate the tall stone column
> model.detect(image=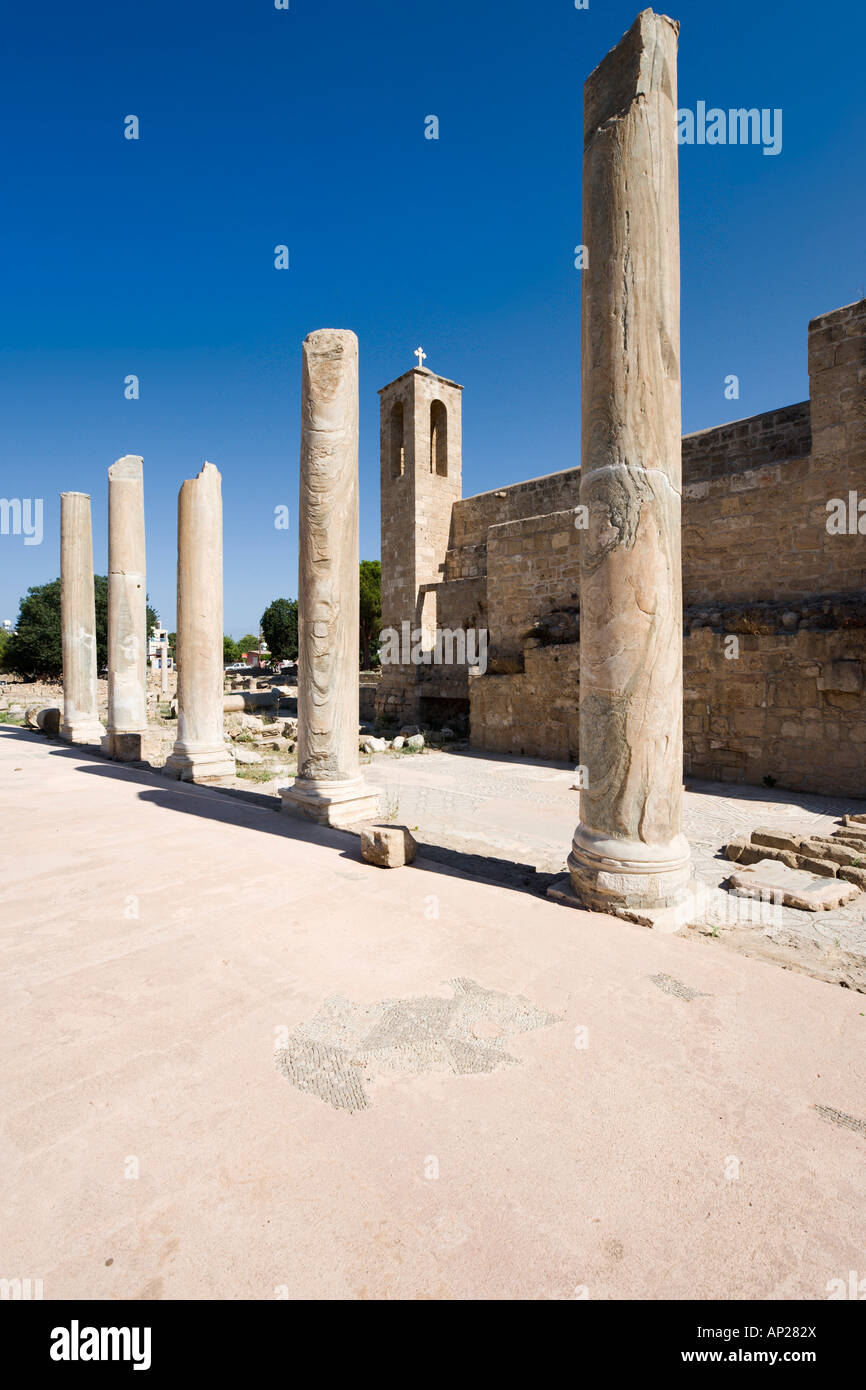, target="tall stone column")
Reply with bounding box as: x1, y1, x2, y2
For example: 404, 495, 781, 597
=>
165, 462, 235, 782
160, 643, 169, 695
103, 455, 148, 760
282, 329, 380, 827
59, 492, 105, 745
567, 10, 691, 918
